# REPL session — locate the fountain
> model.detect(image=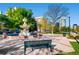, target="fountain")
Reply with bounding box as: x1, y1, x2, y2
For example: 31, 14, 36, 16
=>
19, 18, 30, 38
